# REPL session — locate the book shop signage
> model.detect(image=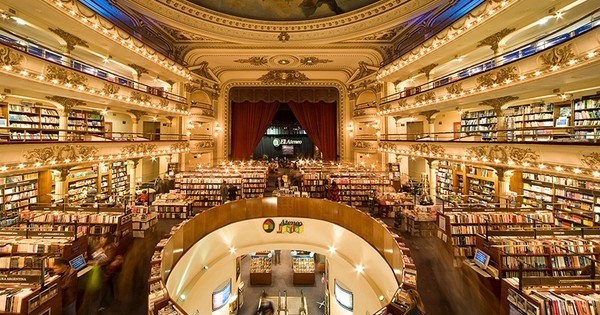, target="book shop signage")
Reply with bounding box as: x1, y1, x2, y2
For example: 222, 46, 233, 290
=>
272, 138, 302, 147
263, 218, 304, 234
